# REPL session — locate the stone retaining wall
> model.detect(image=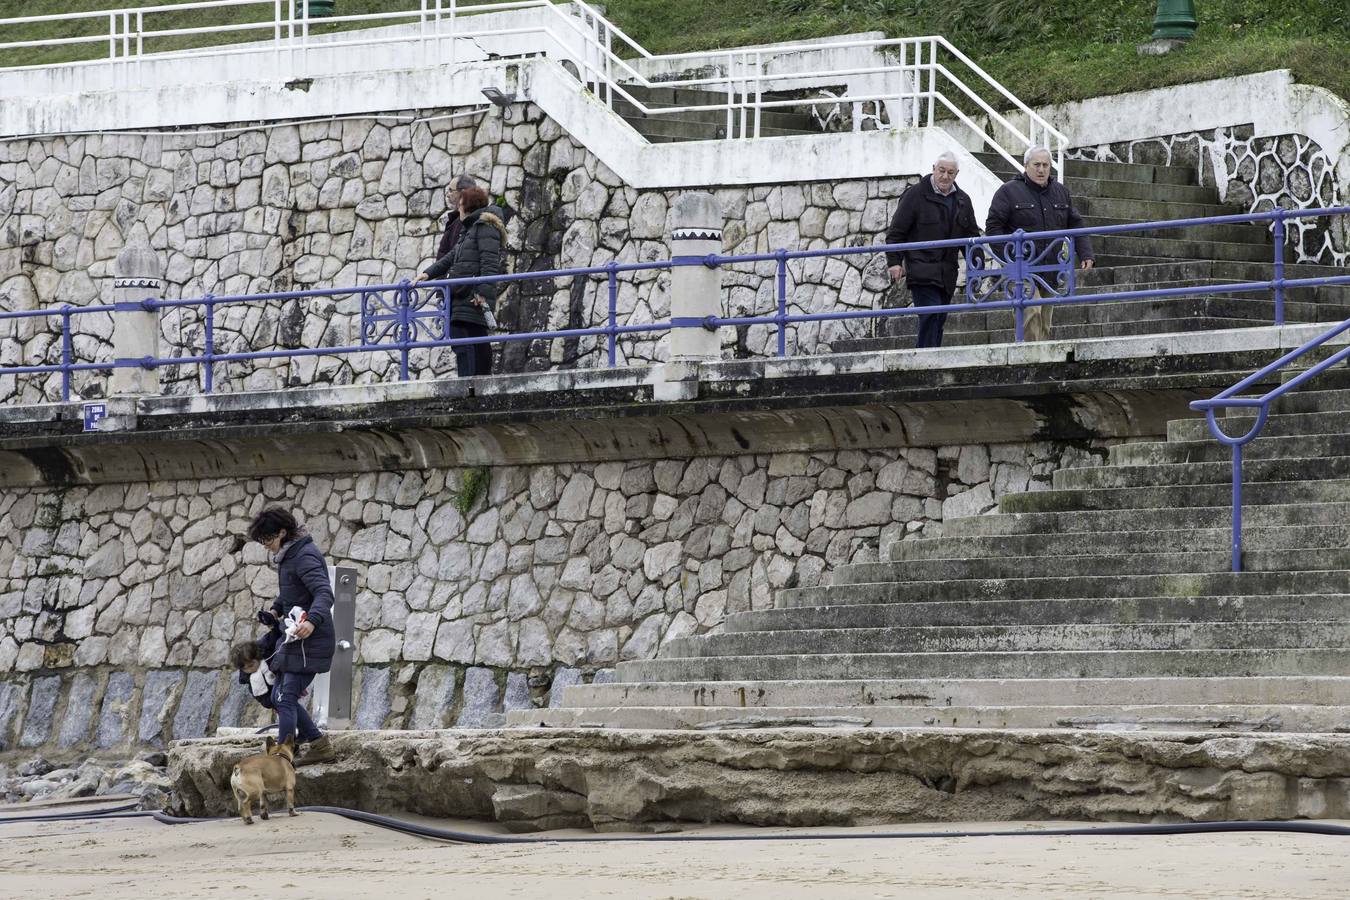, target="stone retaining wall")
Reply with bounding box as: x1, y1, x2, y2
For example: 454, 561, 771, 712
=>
0, 439, 1107, 757
0, 102, 914, 406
